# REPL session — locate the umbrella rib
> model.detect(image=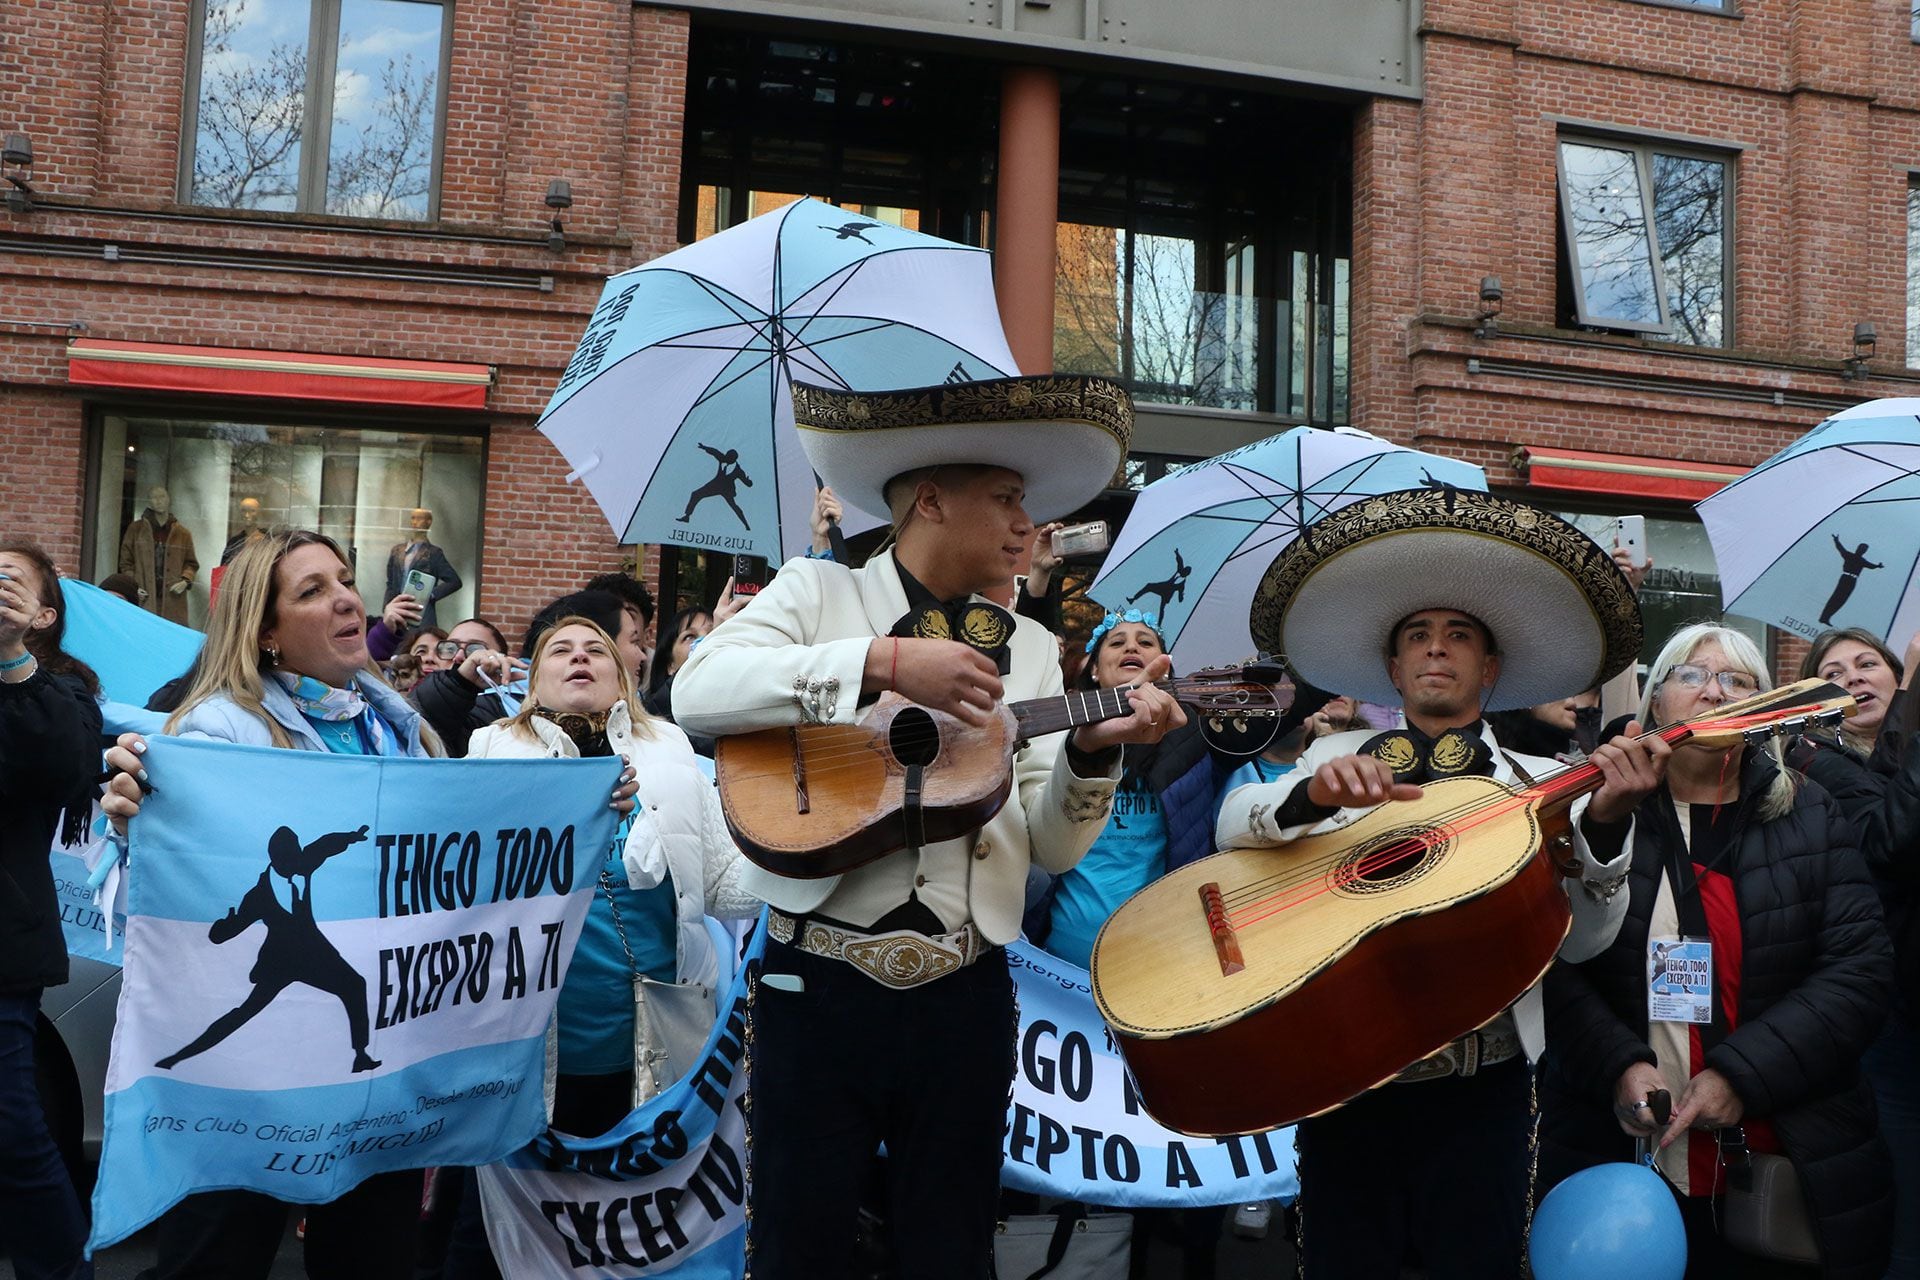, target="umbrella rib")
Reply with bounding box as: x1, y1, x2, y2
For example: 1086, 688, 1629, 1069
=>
688, 351, 778, 411
689, 276, 780, 346
782, 345, 850, 389
782, 257, 870, 348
